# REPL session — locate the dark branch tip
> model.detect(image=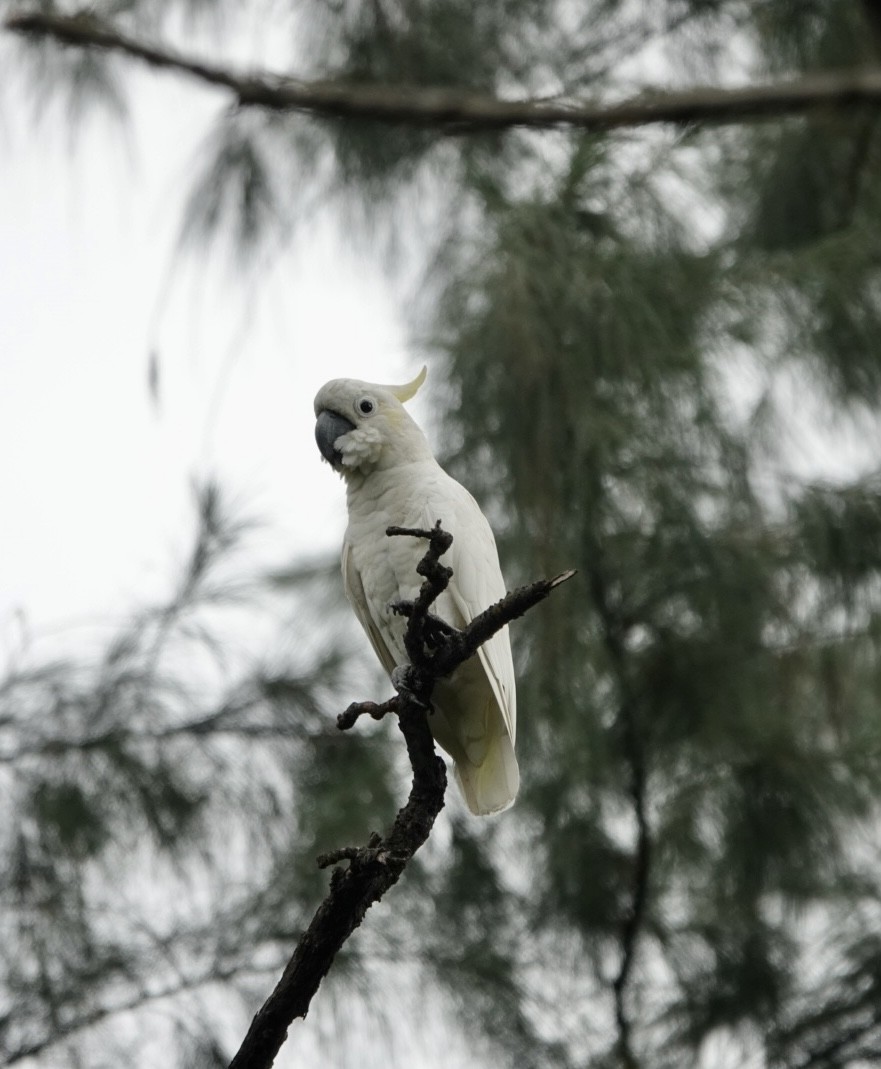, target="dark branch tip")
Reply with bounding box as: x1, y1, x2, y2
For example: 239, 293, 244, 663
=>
386, 521, 453, 553
337, 697, 398, 730
316, 846, 360, 869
